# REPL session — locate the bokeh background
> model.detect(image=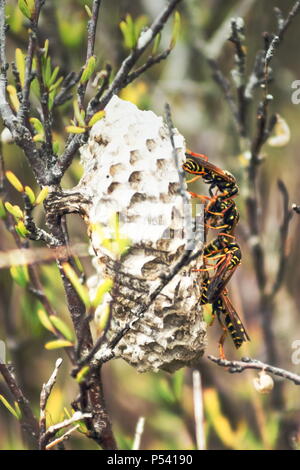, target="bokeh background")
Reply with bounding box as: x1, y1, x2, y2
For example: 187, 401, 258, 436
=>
0, 0, 300, 450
